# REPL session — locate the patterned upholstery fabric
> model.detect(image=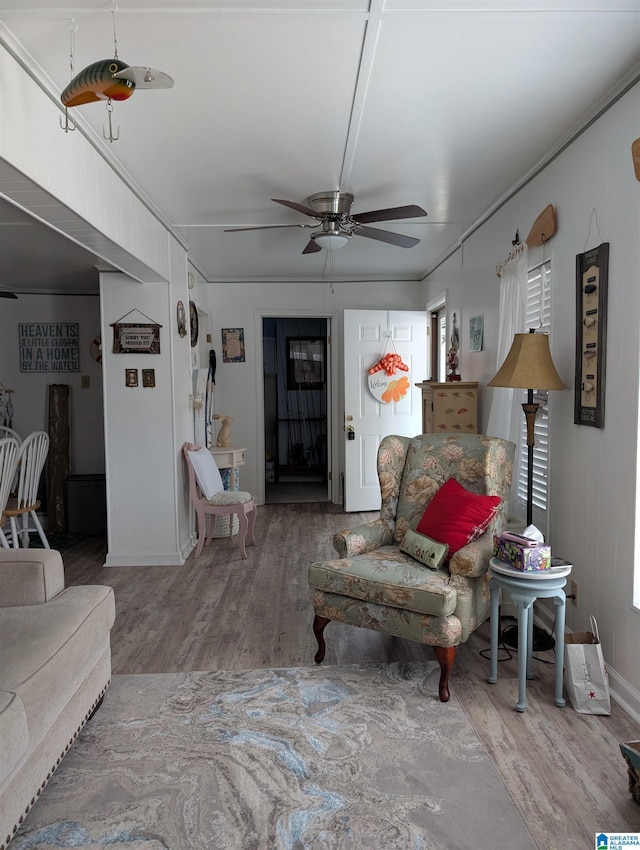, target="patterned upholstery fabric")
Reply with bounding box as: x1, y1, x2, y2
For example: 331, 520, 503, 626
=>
203, 490, 253, 506
310, 433, 514, 650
